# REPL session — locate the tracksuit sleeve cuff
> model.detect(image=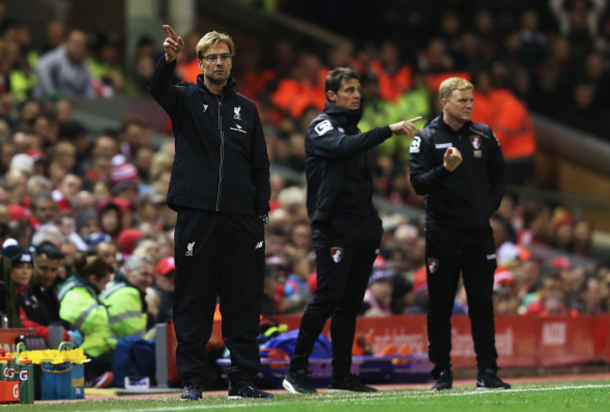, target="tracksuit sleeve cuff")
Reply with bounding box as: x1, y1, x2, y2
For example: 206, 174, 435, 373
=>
435, 165, 451, 177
